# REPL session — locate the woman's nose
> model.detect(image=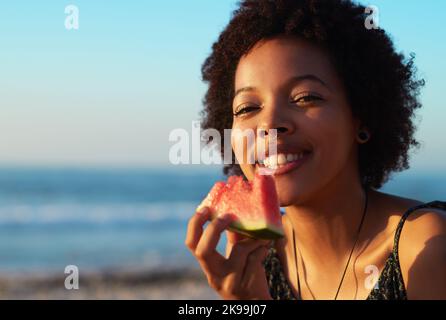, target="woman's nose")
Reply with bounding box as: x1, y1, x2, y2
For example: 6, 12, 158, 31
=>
257, 103, 296, 137
258, 126, 289, 136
